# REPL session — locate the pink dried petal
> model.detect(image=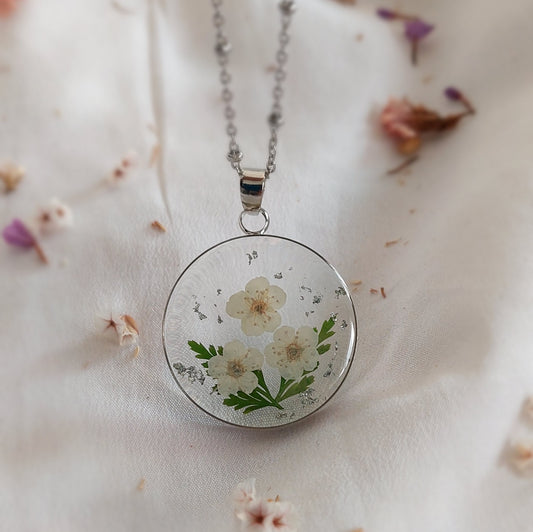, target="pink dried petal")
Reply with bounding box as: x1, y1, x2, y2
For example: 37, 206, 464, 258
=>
404, 18, 434, 41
